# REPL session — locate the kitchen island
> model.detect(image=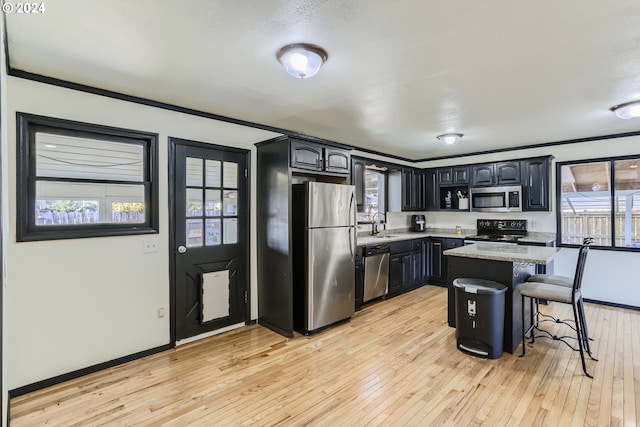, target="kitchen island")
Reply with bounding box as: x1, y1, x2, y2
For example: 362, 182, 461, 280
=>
444, 243, 563, 353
